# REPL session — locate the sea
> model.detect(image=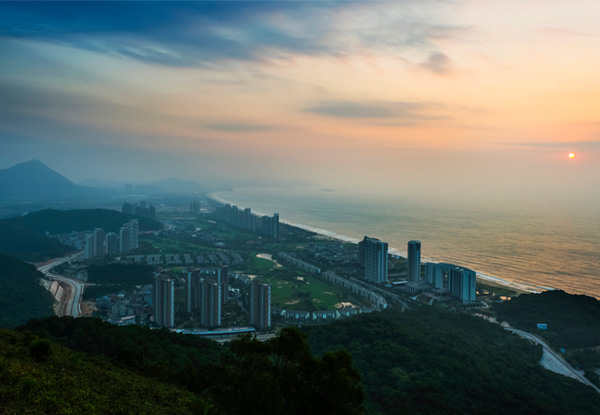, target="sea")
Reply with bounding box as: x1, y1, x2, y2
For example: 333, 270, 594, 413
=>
212, 187, 600, 299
